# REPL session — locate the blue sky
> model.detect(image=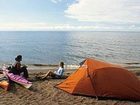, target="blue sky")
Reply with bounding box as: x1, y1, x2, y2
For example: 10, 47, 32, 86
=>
0, 0, 140, 31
